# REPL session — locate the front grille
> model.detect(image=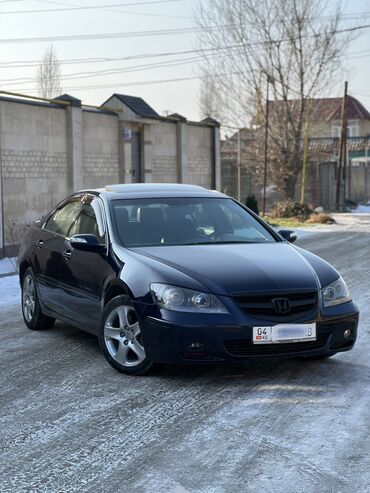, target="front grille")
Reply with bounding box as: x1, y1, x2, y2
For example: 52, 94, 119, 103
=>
224, 333, 329, 356
233, 291, 318, 321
